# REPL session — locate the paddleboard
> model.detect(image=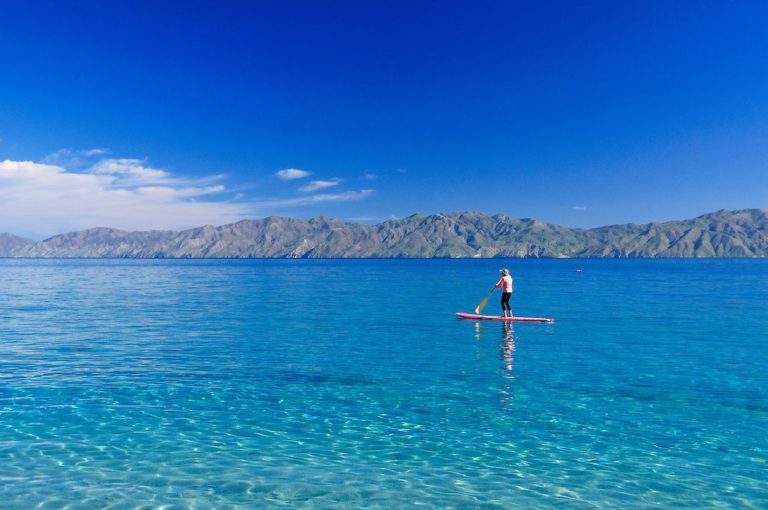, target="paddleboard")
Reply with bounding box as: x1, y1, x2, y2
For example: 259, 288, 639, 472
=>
456, 312, 554, 324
